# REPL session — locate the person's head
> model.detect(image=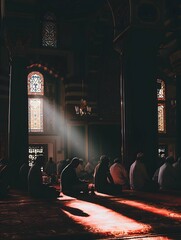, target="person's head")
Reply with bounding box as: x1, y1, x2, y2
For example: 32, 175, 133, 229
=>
136, 152, 144, 162
35, 155, 45, 166
49, 157, 53, 162
70, 157, 81, 168
113, 157, 121, 164
100, 155, 110, 165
